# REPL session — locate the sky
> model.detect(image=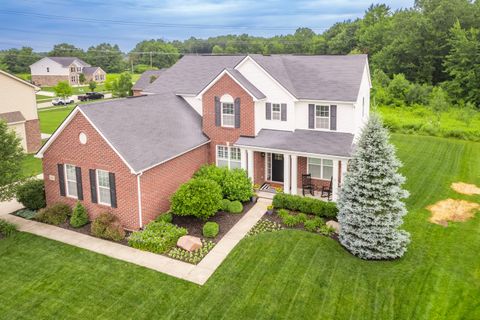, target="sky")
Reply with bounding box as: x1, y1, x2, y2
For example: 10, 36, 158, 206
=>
0, 0, 413, 52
